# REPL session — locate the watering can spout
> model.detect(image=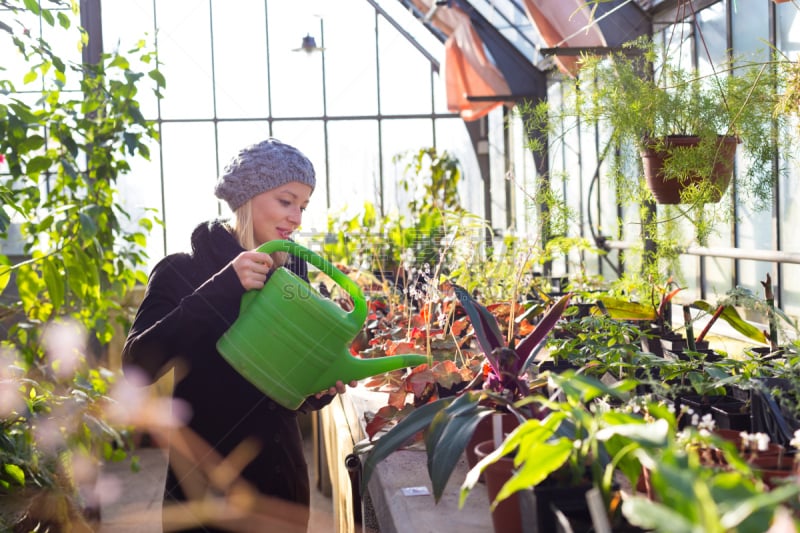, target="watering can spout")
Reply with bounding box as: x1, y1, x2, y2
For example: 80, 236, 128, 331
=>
216, 240, 430, 411
315, 353, 430, 392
